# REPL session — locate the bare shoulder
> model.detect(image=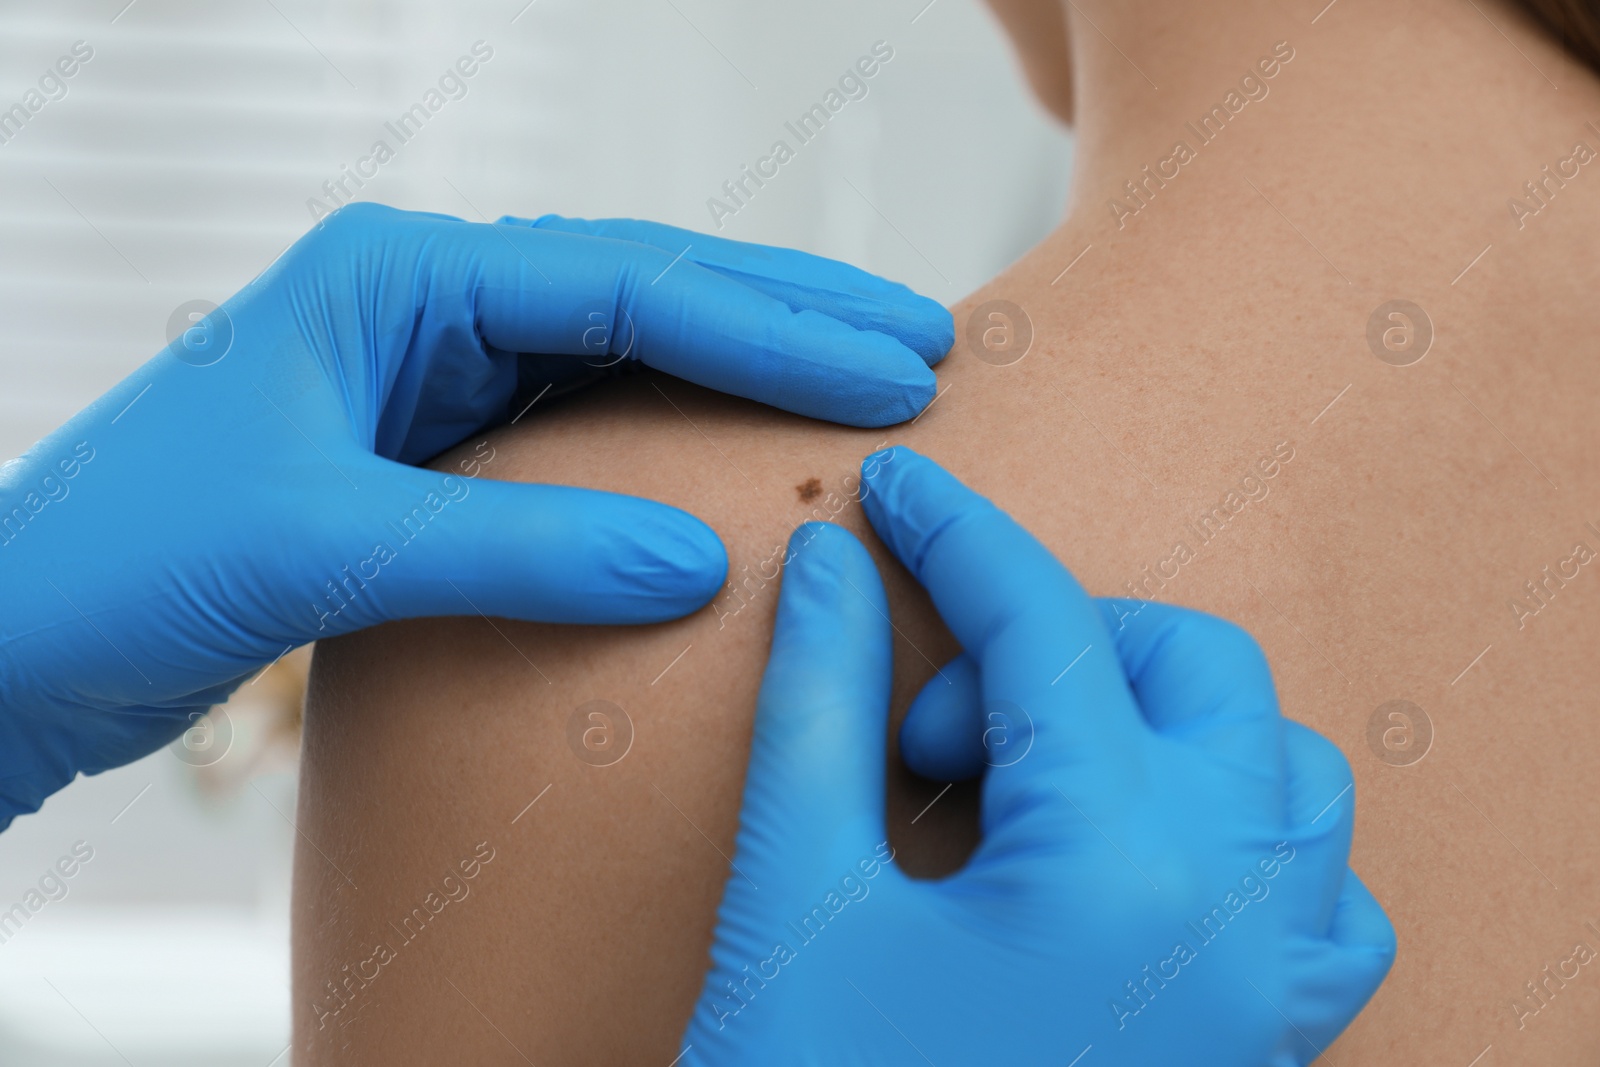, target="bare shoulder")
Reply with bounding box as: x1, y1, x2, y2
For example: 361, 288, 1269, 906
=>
293, 190, 1600, 1063
292, 372, 975, 1065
